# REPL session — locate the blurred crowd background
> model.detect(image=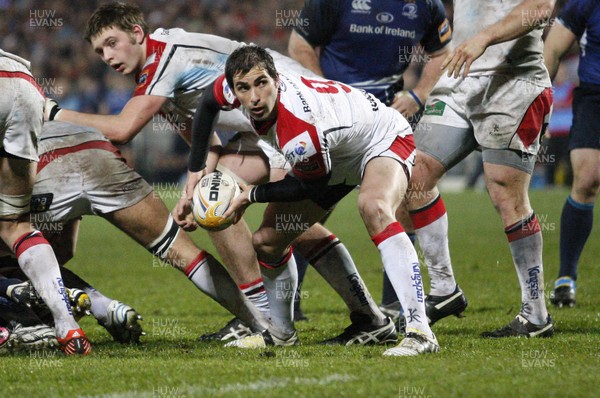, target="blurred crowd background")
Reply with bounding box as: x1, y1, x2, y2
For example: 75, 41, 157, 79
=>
0, 0, 579, 187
